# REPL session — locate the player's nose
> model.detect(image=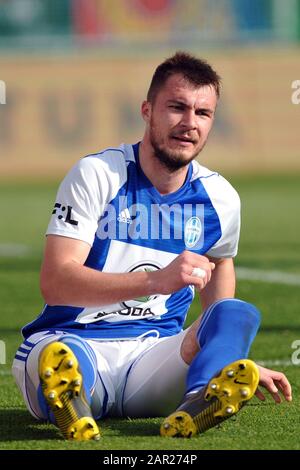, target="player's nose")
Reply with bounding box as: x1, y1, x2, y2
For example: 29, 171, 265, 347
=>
180, 109, 197, 129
